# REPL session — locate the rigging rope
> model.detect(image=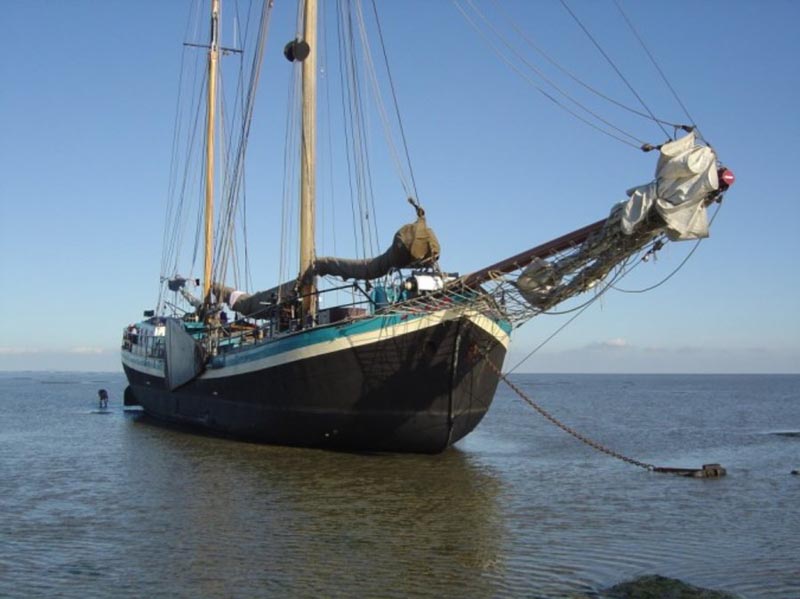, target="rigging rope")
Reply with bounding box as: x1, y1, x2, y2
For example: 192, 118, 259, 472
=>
613, 0, 701, 139
463, 0, 647, 147
453, 0, 642, 149
338, 0, 381, 259
334, 0, 364, 261
162, 53, 207, 285
558, 0, 671, 140
504, 249, 645, 374
522, 253, 637, 318
355, 0, 414, 203
503, 203, 719, 373
162, 39, 191, 279
369, 0, 419, 201
351, 0, 382, 256
488, 0, 684, 131
611, 203, 722, 294
502, 203, 720, 373
212, 0, 273, 292
320, 2, 339, 258
279, 64, 301, 288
